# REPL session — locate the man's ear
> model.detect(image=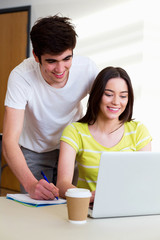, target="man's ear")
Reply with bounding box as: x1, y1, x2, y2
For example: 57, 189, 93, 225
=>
33, 50, 40, 63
